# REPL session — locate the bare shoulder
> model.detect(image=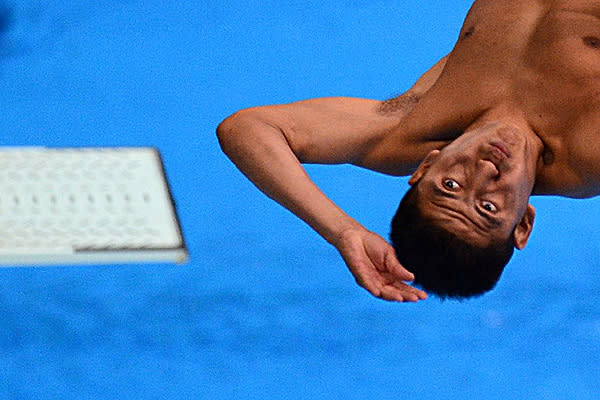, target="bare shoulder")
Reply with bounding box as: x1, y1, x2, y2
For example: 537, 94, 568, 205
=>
220, 46, 451, 176
223, 97, 413, 169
